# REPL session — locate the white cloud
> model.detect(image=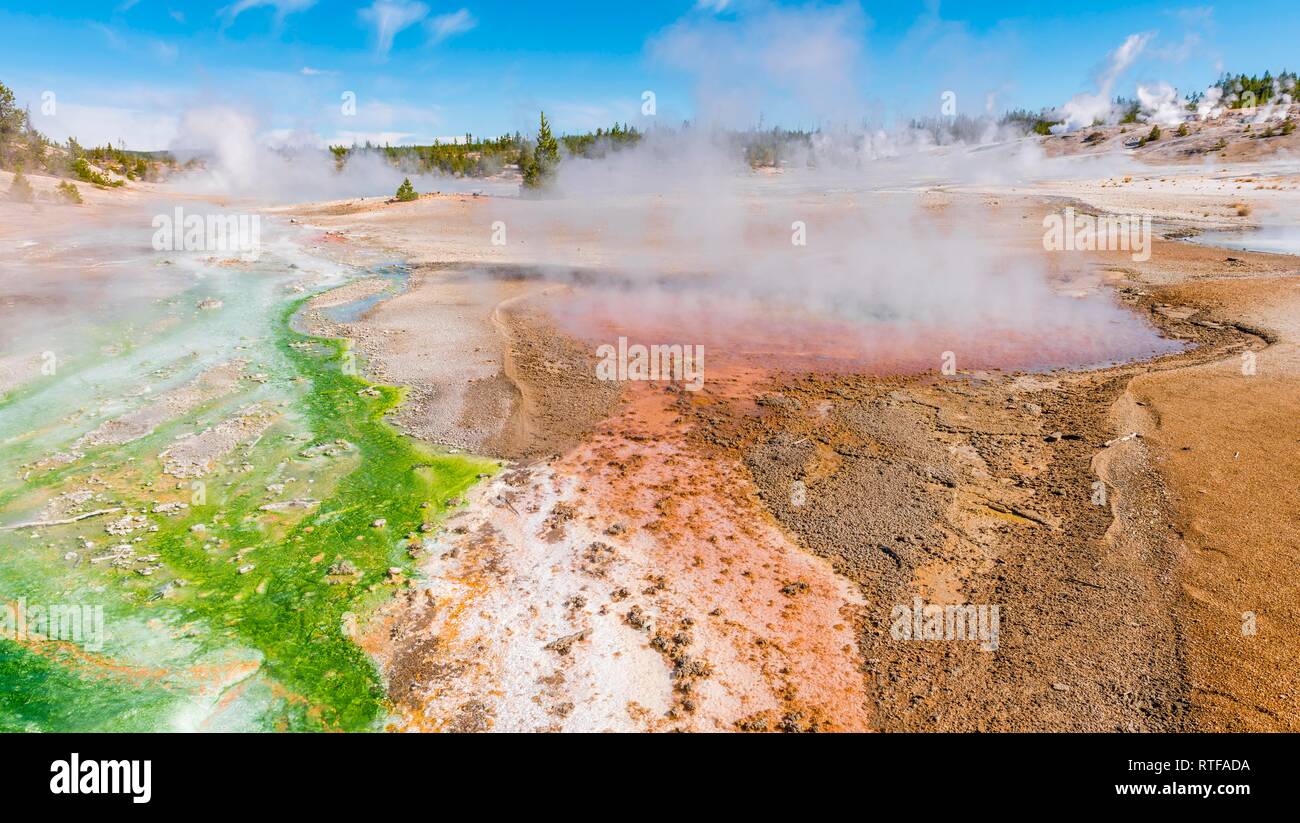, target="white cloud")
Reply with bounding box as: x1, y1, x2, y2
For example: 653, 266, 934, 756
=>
90, 22, 126, 49
548, 100, 639, 132
319, 130, 419, 147
90, 23, 180, 66
153, 41, 180, 62
38, 103, 179, 151
1152, 31, 1202, 62
358, 0, 430, 57
1171, 6, 1215, 25
265, 128, 425, 149
221, 0, 318, 25
650, 2, 868, 127
427, 8, 477, 44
